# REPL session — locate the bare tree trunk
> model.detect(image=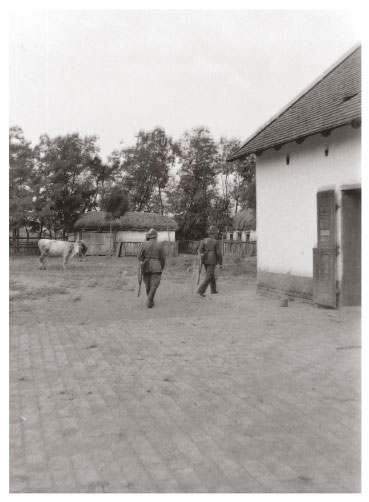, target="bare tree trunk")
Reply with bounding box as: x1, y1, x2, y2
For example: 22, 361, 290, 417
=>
182, 188, 197, 239
159, 186, 164, 215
